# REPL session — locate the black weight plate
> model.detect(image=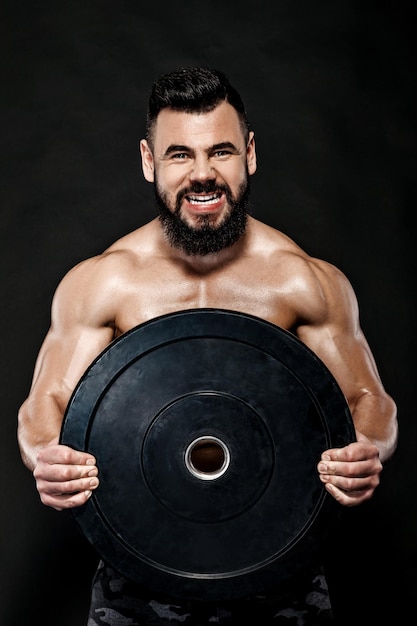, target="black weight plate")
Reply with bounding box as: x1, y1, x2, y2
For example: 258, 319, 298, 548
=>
60, 308, 355, 601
